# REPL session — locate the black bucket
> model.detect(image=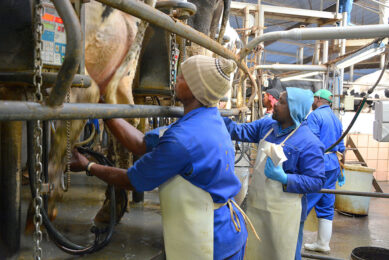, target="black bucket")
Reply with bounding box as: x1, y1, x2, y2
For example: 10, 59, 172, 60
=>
351, 246, 389, 260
